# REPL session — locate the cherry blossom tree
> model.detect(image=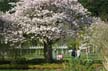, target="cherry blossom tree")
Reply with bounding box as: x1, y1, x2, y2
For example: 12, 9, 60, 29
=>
1, 0, 94, 62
